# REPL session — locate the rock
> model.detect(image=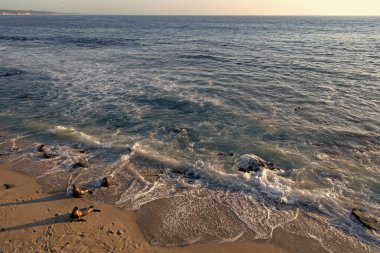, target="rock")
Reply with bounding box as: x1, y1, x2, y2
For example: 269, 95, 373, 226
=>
217, 152, 234, 157
43, 151, 58, 159
54, 213, 60, 217
72, 158, 88, 169
101, 176, 112, 187
235, 154, 279, 173
108, 228, 115, 235
4, 183, 15, 189
168, 127, 188, 134
116, 230, 123, 235
37, 144, 45, 152
352, 208, 379, 231
172, 168, 201, 180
